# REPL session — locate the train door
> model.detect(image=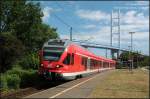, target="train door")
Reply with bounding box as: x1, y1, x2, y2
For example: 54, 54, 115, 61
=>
87, 58, 90, 70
